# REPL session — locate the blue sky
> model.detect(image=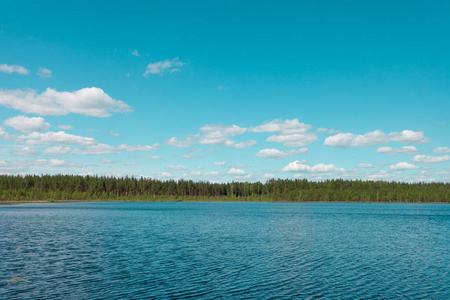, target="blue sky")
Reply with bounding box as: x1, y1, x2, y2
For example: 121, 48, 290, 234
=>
0, 0, 449, 182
